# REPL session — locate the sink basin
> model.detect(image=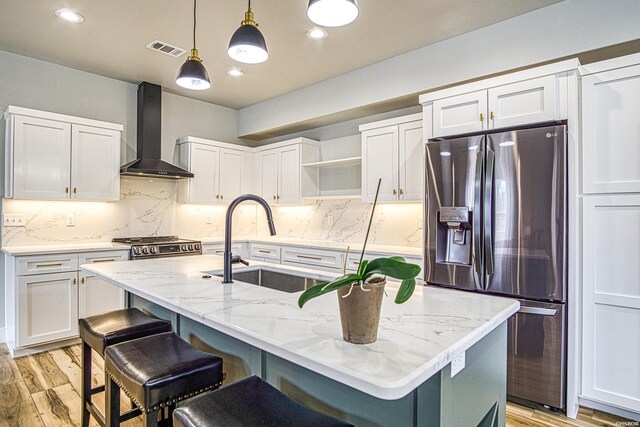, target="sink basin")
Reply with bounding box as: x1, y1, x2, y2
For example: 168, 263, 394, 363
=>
212, 267, 332, 293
